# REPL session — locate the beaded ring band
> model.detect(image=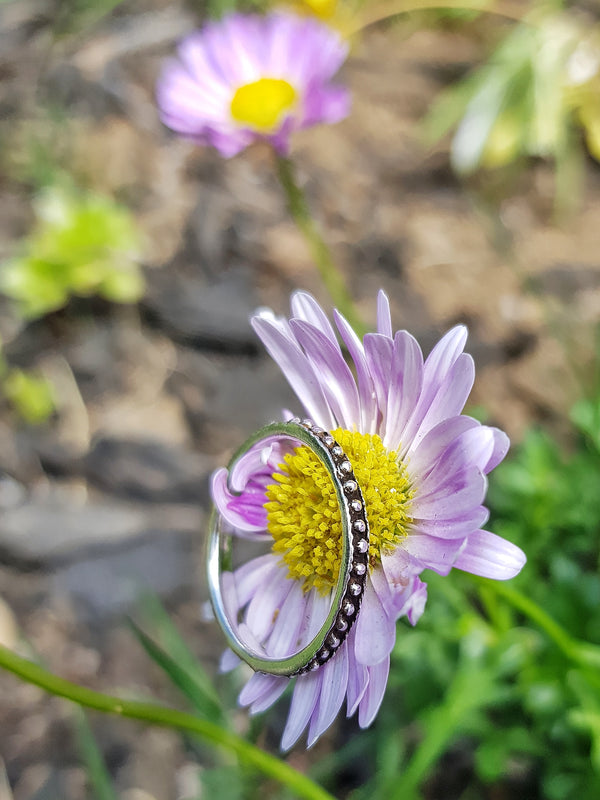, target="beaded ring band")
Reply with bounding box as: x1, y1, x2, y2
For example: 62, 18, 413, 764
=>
207, 418, 370, 677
